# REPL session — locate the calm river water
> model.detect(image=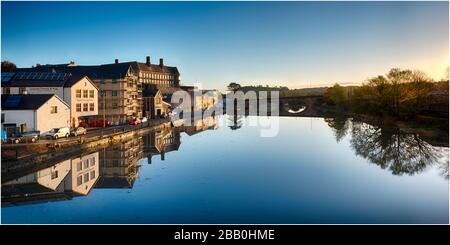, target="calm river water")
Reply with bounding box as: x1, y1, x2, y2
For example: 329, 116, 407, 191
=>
1, 116, 449, 224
